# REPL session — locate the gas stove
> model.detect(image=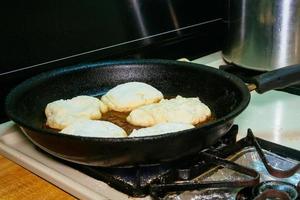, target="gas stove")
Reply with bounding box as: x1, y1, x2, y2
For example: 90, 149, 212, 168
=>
68, 125, 300, 199
153, 126, 300, 200
0, 52, 300, 199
